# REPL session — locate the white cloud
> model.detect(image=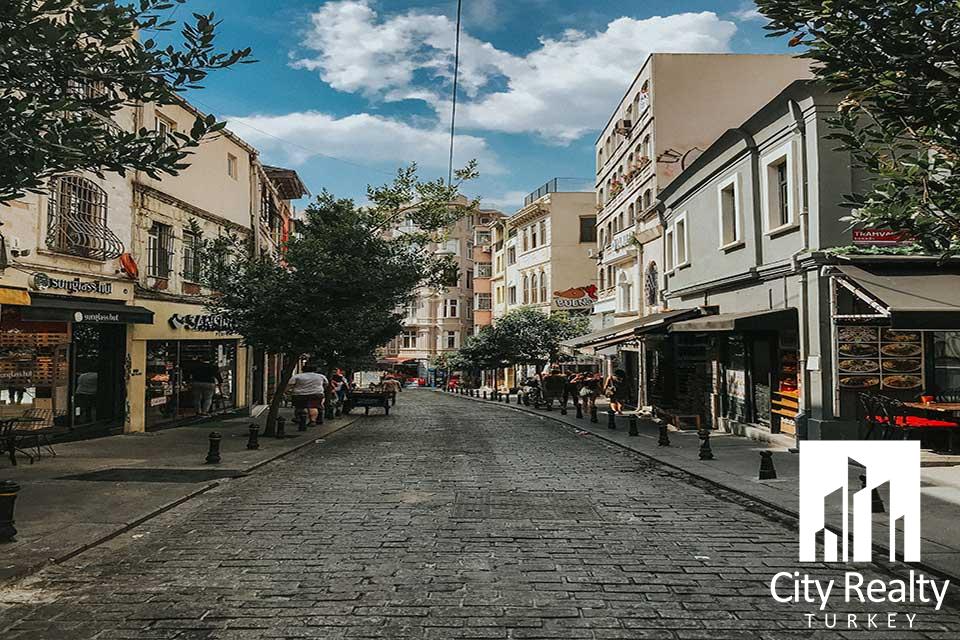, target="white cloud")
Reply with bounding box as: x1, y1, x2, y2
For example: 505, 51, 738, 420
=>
225, 111, 501, 174
292, 2, 738, 143
477, 190, 527, 213
732, 5, 766, 22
